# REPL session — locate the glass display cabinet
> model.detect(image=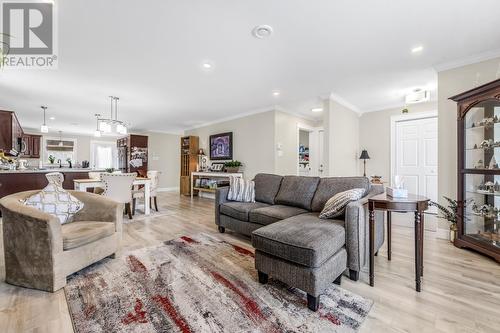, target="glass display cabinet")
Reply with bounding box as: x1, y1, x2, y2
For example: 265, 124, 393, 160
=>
452, 78, 500, 262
